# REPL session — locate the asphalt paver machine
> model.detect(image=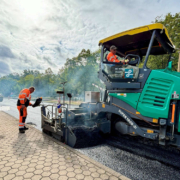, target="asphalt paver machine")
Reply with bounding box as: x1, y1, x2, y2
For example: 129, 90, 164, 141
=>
41, 23, 180, 148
